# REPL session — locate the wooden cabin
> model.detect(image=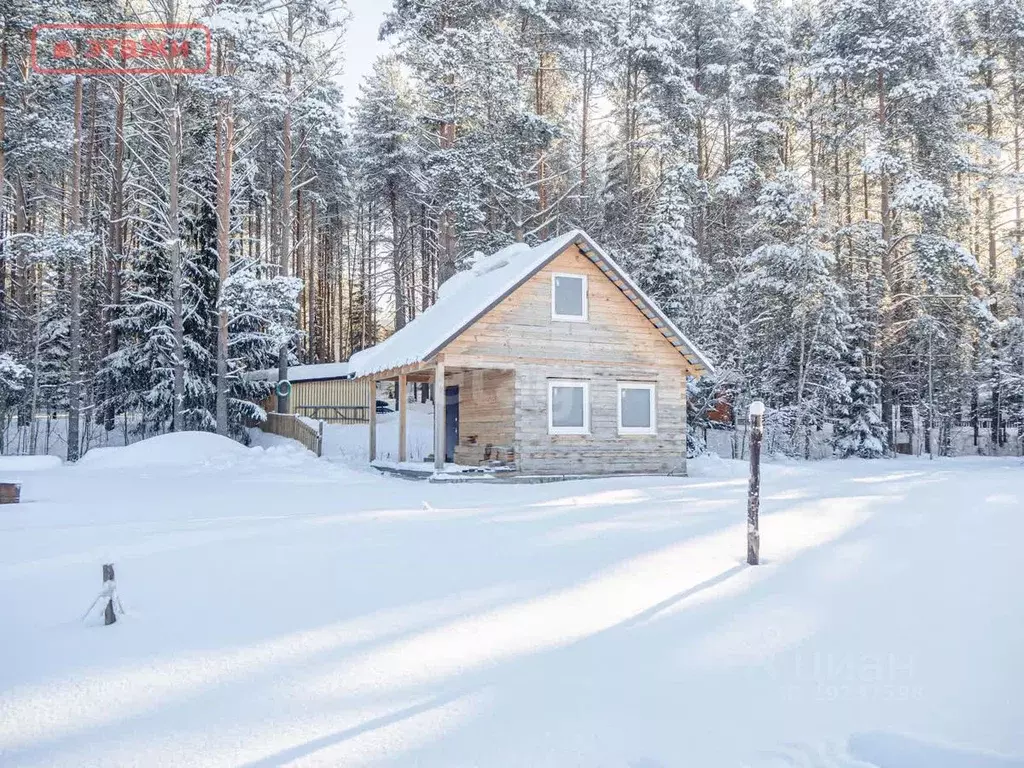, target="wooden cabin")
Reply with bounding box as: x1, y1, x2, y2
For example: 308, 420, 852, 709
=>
346, 229, 714, 475
253, 363, 373, 424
